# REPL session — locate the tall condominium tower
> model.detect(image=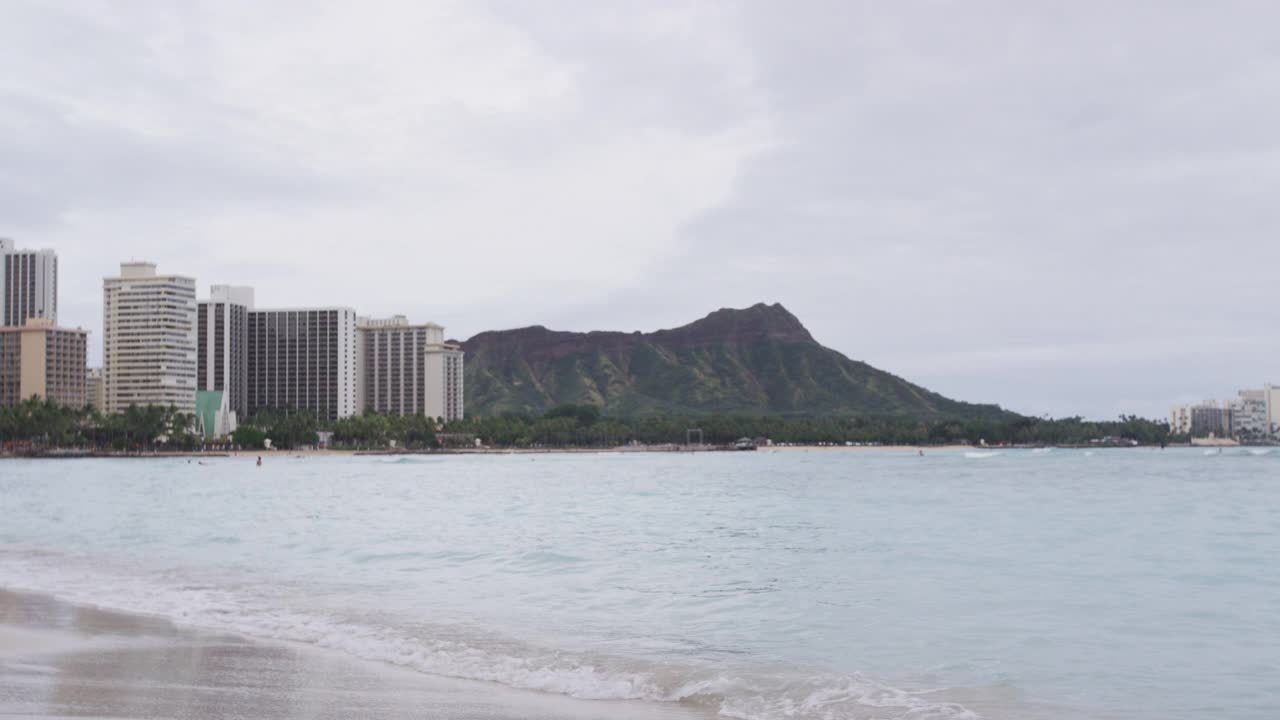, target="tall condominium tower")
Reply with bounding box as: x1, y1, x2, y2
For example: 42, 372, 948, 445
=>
247, 307, 358, 421
0, 318, 87, 408
358, 315, 464, 421
198, 285, 253, 419
1, 238, 58, 326
102, 262, 198, 413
